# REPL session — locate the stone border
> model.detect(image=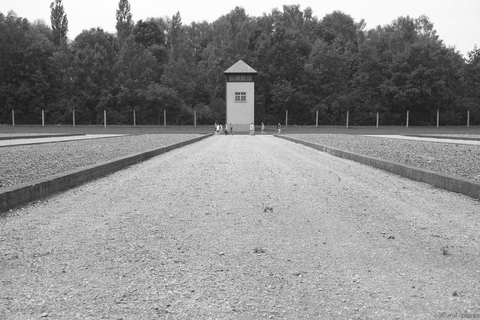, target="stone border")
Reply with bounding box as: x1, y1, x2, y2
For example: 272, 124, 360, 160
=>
0, 134, 211, 214
275, 135, 480, 201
